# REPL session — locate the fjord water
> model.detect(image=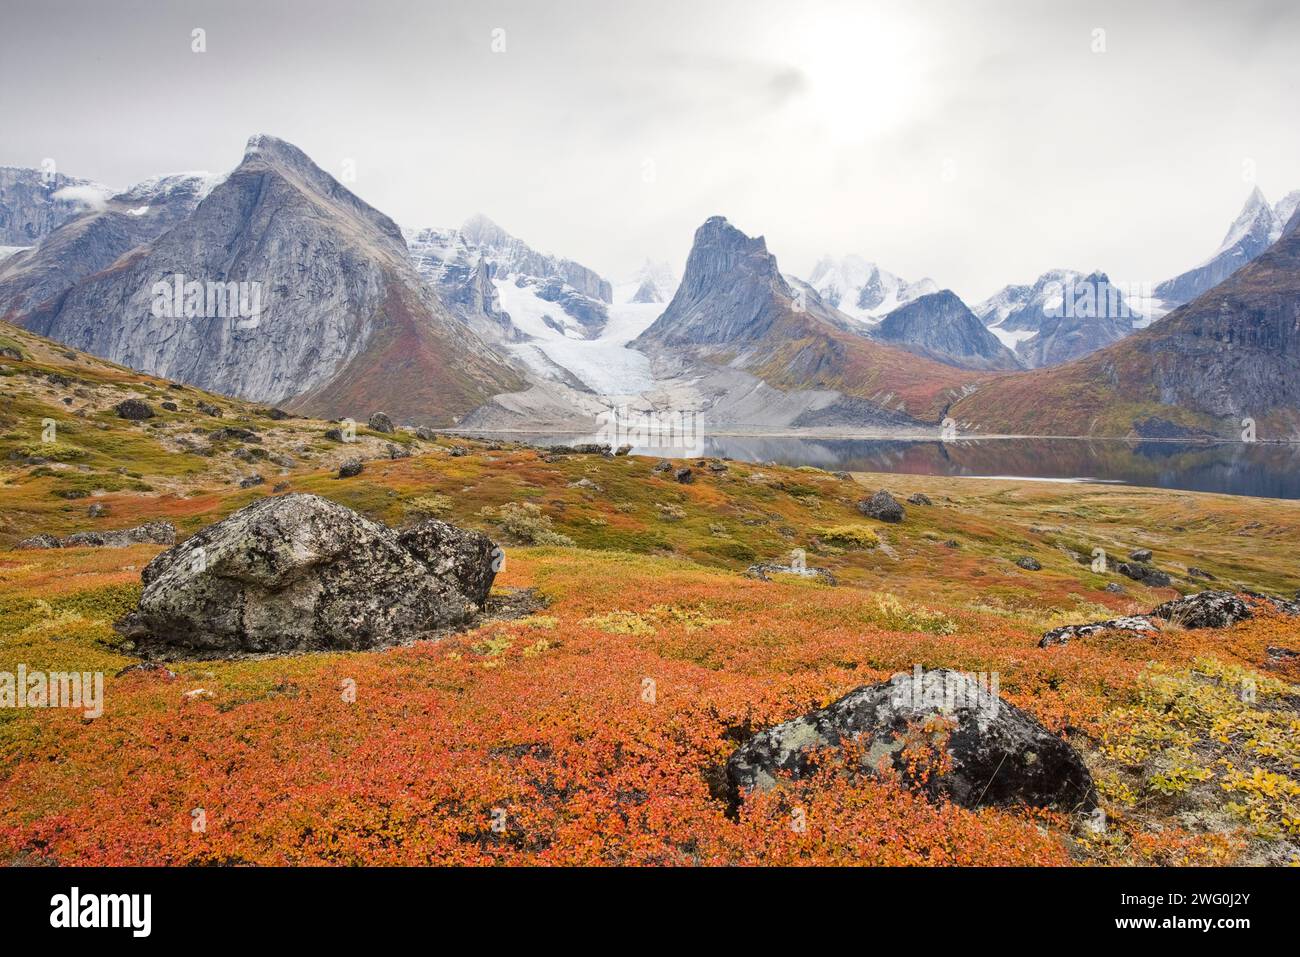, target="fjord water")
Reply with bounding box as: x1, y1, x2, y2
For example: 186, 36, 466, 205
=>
476, 434, 1300, 500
